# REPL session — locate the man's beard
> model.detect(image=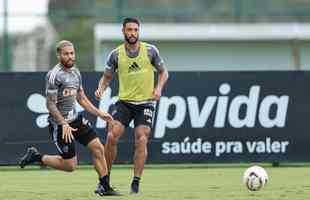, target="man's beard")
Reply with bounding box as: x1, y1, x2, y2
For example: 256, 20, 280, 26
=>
62, 59, 75, 68
125, 35, 138, 45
